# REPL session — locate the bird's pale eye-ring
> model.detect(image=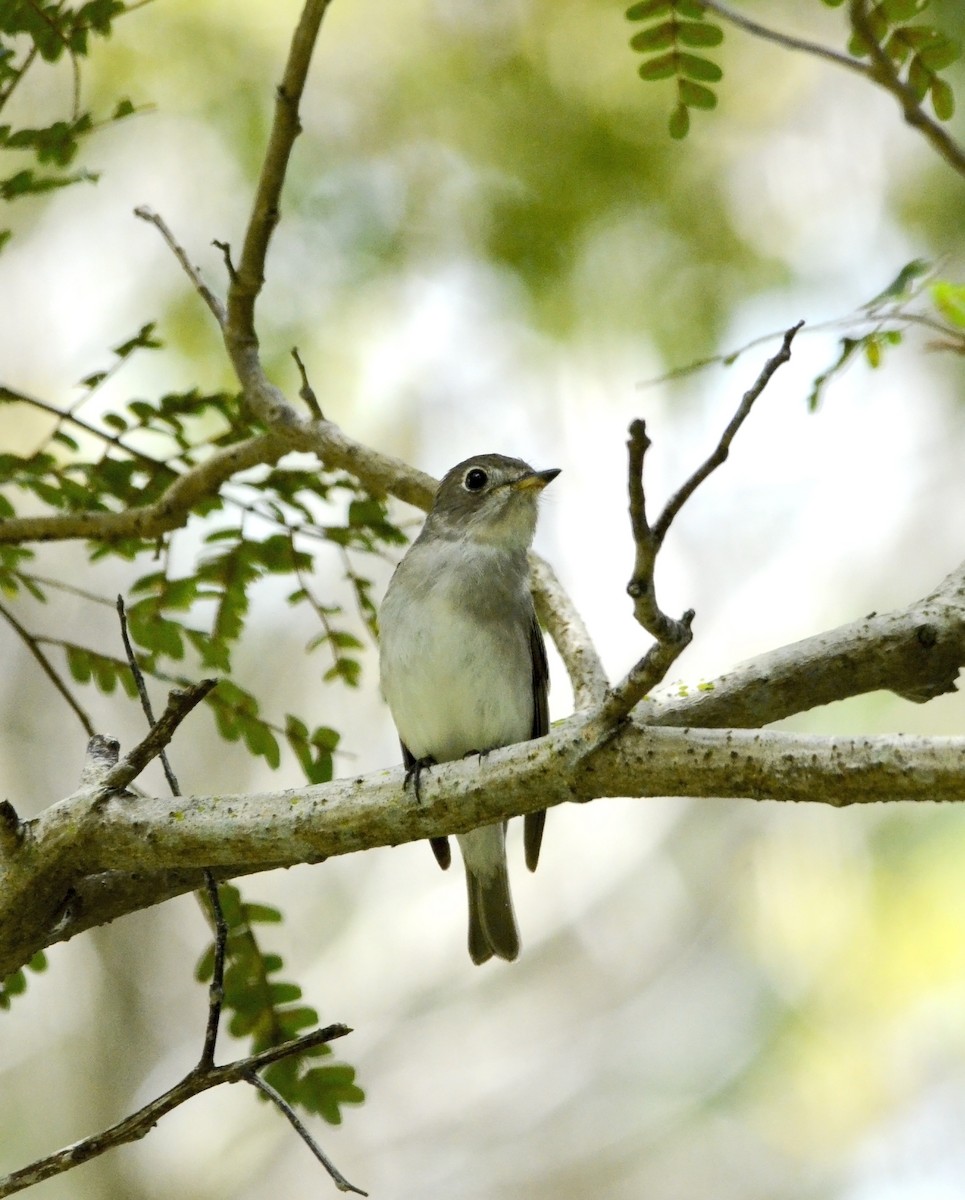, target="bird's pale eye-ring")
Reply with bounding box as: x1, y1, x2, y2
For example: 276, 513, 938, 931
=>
463, 467, 489, 492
